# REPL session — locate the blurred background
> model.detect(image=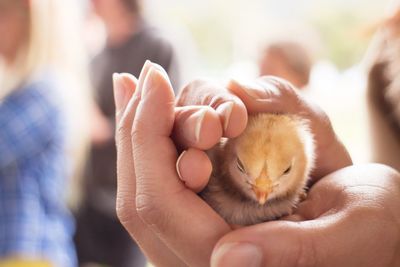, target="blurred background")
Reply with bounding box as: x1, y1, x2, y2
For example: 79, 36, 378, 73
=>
0, 0, 398, 266
135, 0, 391, 163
